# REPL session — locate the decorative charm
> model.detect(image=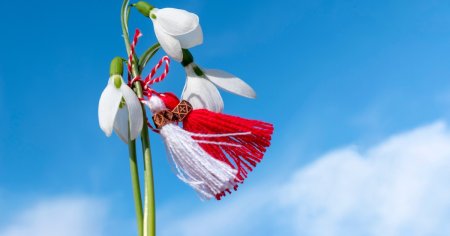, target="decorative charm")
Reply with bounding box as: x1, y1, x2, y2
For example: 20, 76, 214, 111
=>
151, 100, 192, 129
144, 94, 238, 200
149, 92, 274, 199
